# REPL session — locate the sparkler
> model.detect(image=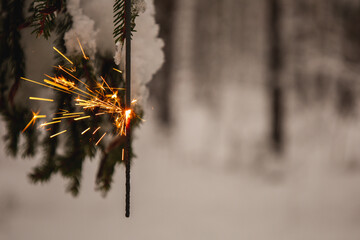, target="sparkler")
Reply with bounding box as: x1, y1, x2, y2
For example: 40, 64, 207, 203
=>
22, 38, 137, 152
124, 0, 132, 218
23, 0, 135, 217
